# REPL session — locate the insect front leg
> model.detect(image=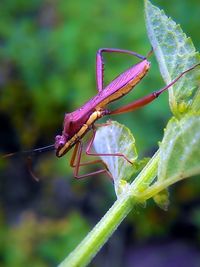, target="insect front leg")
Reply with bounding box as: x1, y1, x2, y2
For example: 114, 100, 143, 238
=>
86, 126, 133, 164
70, 141, 111, 179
